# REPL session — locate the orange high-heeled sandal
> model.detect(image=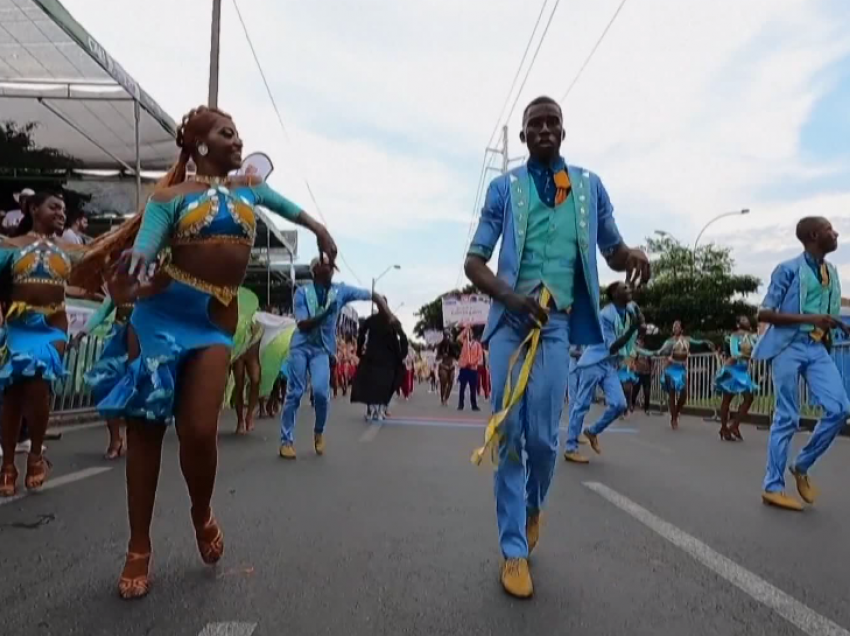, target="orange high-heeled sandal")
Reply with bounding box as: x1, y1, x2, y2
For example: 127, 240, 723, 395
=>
195, 509, 225, 565
118, 552, 152, 600
0, 463, 18, 497
24, 453, 51, 491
